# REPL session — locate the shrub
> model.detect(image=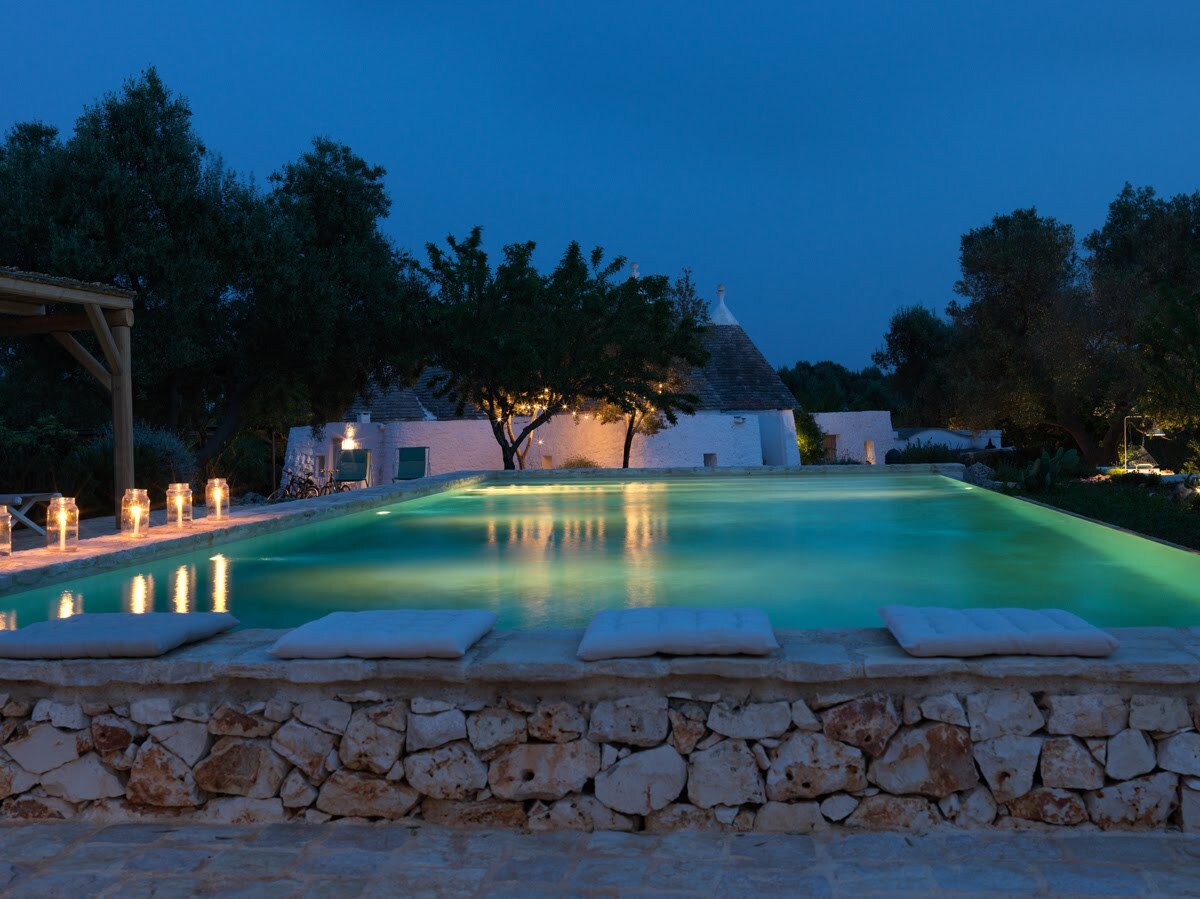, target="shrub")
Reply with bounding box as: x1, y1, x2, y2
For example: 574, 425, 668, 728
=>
889, 440, 961, 464
207, 432, 278, 496
67, 423, 196, 516
1109, 471, 1162, 488
793, 410, 825, 464
1022, 447, 1081, 493
559, 455, 601, 469
0, 416, 80, 496
994, 462, 1026, 484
